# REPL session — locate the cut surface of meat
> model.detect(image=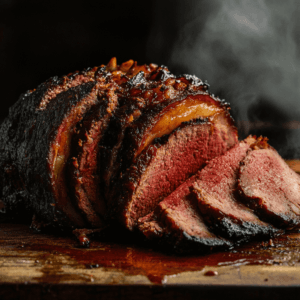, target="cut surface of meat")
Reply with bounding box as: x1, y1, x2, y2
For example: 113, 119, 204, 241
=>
38, 83, 105, 228
238, 148, 300, 229
134, 94, 225, 157
37, 67, 99, 111
193, 138, 277, 241
138, 174, 231, 253
117, 115, 238, 231
104, 74, 237, 230
68, 89, 118, 227
101, 70, 210, 204
67, 60, 163, 227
